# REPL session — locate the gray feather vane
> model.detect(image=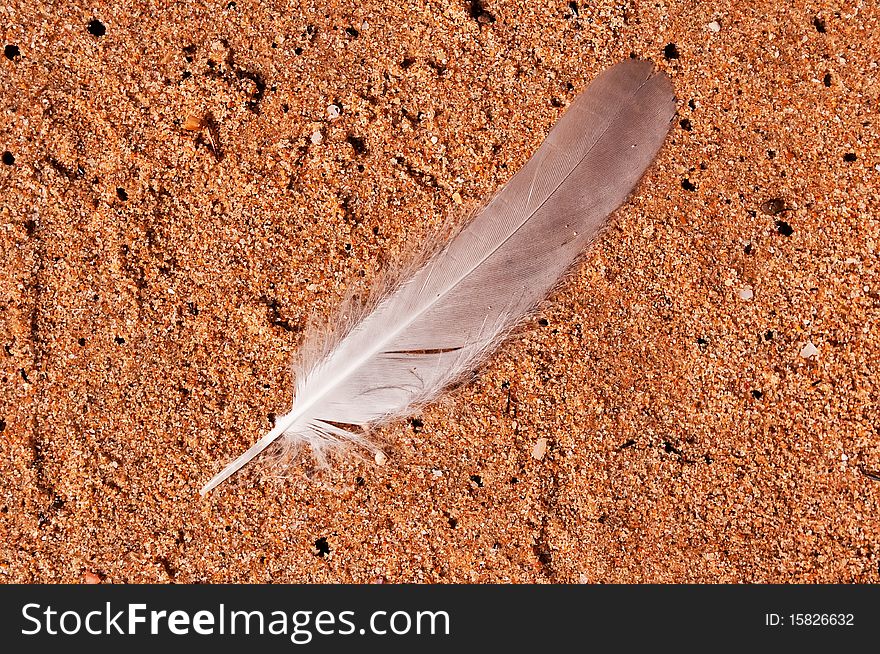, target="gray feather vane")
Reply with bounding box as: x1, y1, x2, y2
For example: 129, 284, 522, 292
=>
201, 59, 676, 494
